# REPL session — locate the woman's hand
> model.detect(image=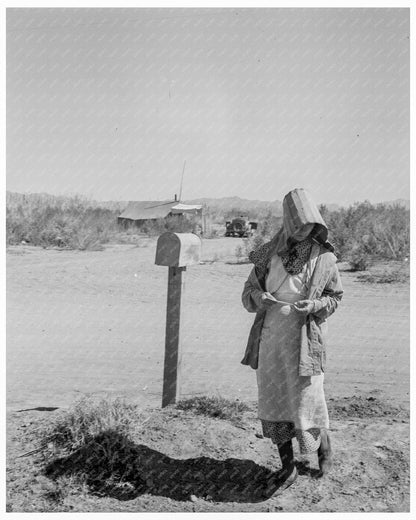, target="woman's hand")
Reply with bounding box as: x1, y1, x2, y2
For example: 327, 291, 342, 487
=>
293, 299, 315, 315
261, 292, 279, 308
